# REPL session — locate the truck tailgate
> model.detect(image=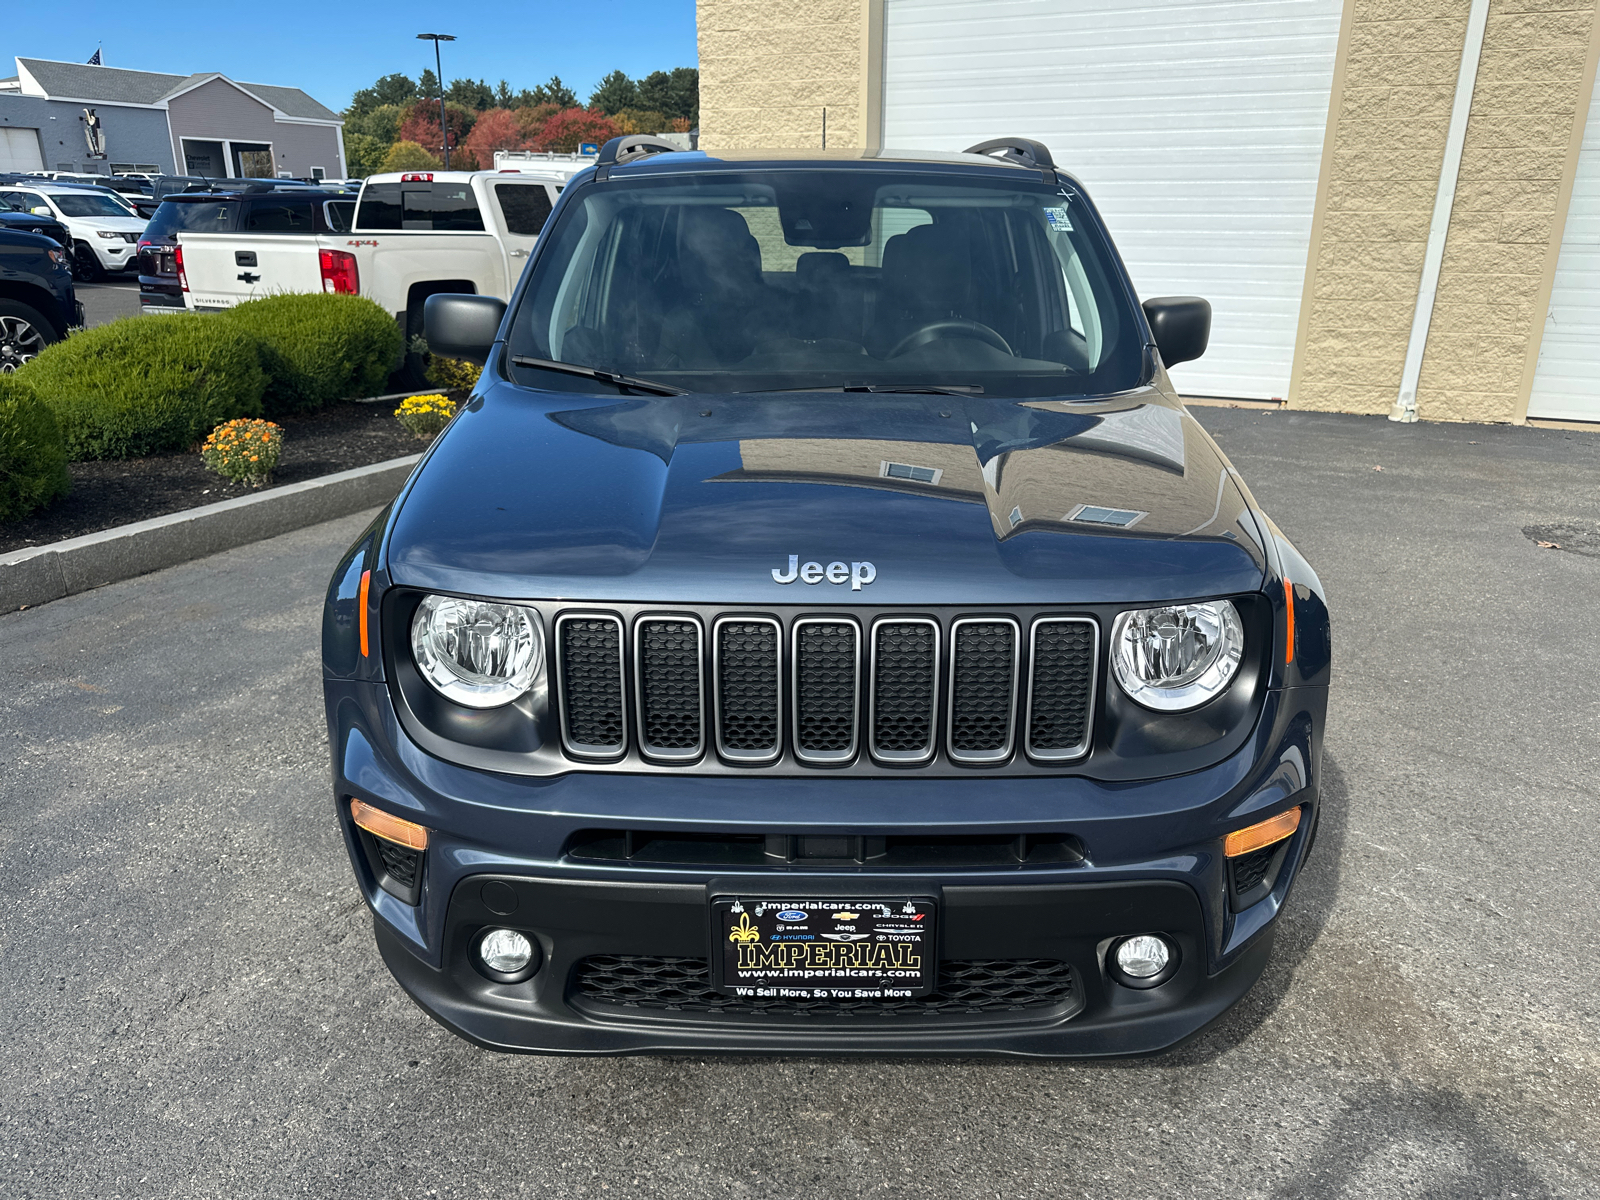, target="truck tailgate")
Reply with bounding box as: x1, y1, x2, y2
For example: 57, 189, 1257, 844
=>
177, 232, 325, 310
